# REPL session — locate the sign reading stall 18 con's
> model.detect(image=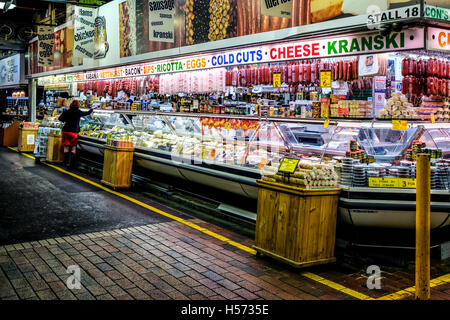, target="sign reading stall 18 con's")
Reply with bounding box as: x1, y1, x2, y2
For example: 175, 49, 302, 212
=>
51, 28, 424, 84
